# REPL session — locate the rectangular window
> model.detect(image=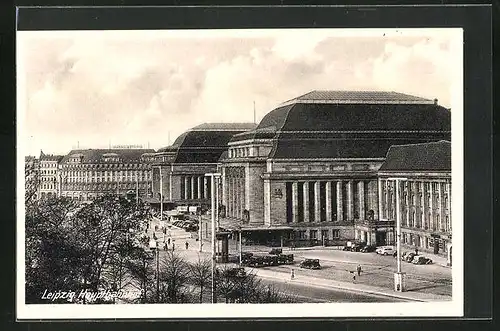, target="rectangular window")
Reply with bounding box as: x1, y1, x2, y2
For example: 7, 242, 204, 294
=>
321, 230, 329, 240
332, 230, 340, 239
310, 230, 318, 239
